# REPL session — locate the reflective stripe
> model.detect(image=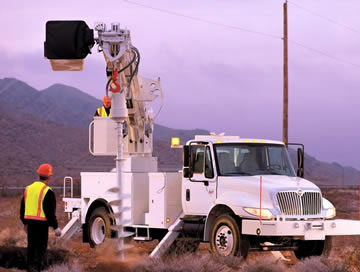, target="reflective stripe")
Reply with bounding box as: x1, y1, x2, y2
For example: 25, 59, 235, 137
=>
24, 187, 27, 202
97, 106, 110, 117
37, 185, 47, 217
24, 215, 47, 221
